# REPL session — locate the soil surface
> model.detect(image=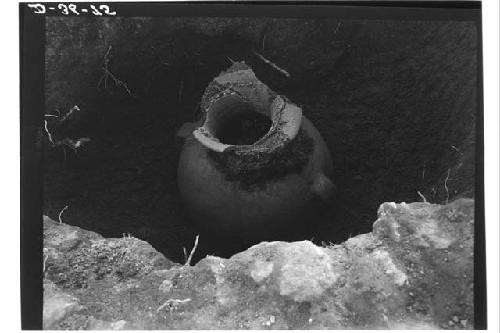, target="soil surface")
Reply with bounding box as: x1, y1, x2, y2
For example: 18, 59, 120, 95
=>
44, 18, 477, 262
43, 199, 475, 329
